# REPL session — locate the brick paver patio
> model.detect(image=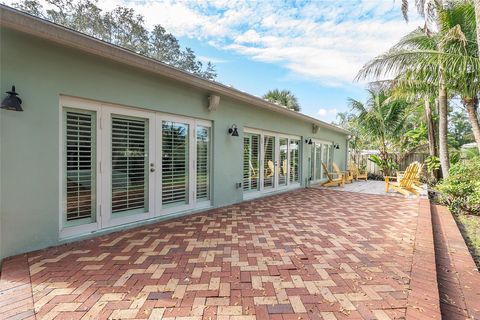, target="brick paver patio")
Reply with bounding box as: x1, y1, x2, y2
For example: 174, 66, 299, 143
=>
1, 188, 439, 319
